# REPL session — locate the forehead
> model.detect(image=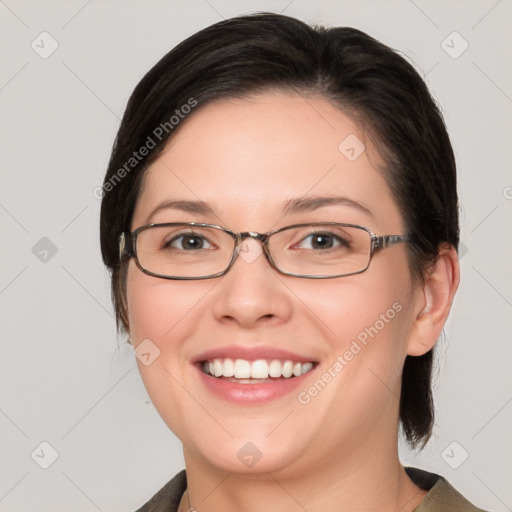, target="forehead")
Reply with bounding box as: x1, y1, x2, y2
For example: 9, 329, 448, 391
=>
132, 92, 403, 232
